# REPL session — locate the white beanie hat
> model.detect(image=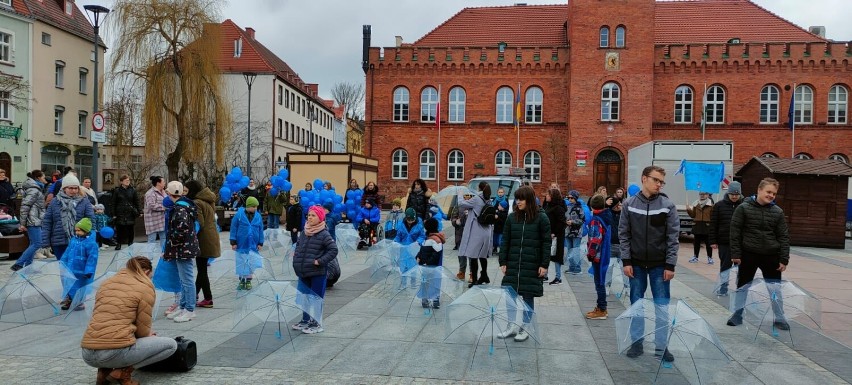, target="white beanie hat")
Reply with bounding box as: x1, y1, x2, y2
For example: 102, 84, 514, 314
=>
61, 174, 80, 189
166, 181, 184, 196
